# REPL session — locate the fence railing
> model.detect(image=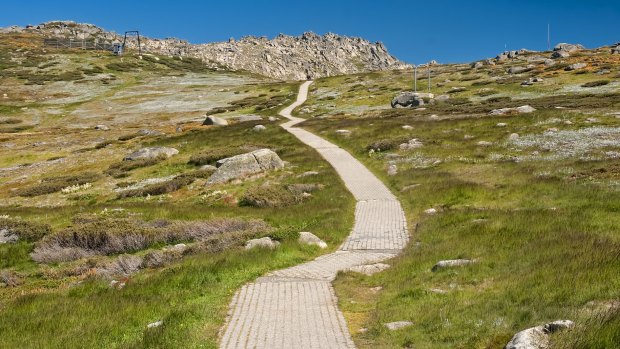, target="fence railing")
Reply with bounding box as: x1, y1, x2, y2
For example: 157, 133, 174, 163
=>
43, 38, 117, 51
